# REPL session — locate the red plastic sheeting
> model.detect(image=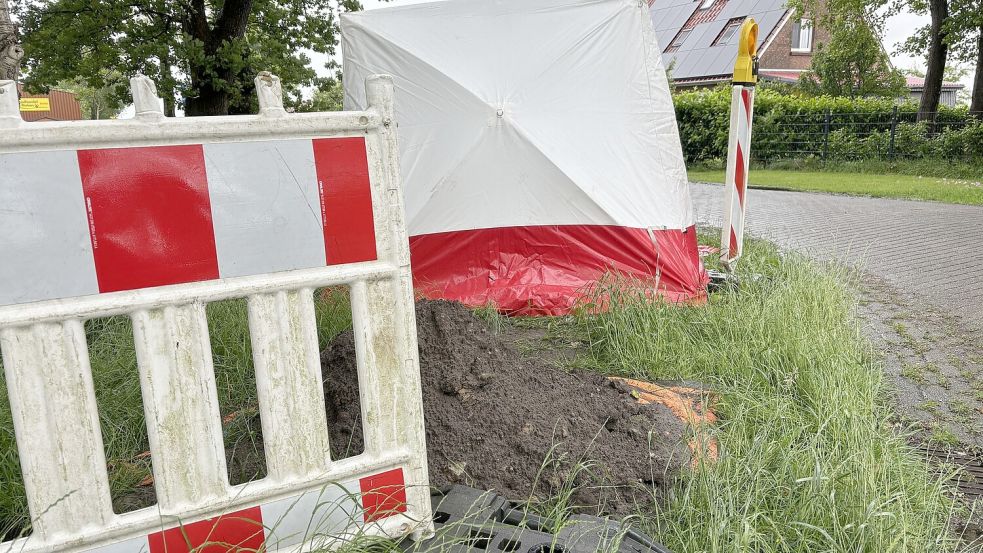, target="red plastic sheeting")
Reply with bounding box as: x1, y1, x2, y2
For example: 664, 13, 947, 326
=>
410, 225, 709, 316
